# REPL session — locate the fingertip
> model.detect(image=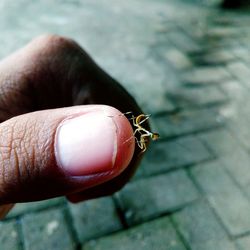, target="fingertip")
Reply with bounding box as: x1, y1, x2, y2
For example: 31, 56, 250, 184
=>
55, 105, 135, 177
